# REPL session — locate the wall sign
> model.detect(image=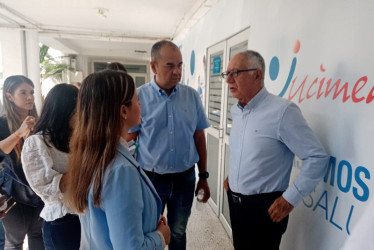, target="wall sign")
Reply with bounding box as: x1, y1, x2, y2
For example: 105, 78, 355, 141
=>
213, 56, 221, 74
190, 50, 195, 76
